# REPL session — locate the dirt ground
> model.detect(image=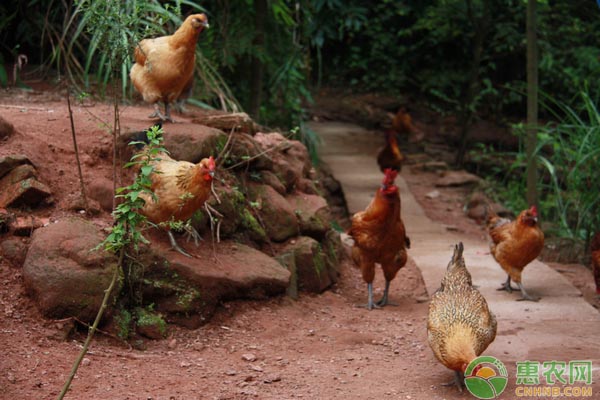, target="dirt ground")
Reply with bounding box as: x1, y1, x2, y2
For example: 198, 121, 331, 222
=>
0, 87, 598, 400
